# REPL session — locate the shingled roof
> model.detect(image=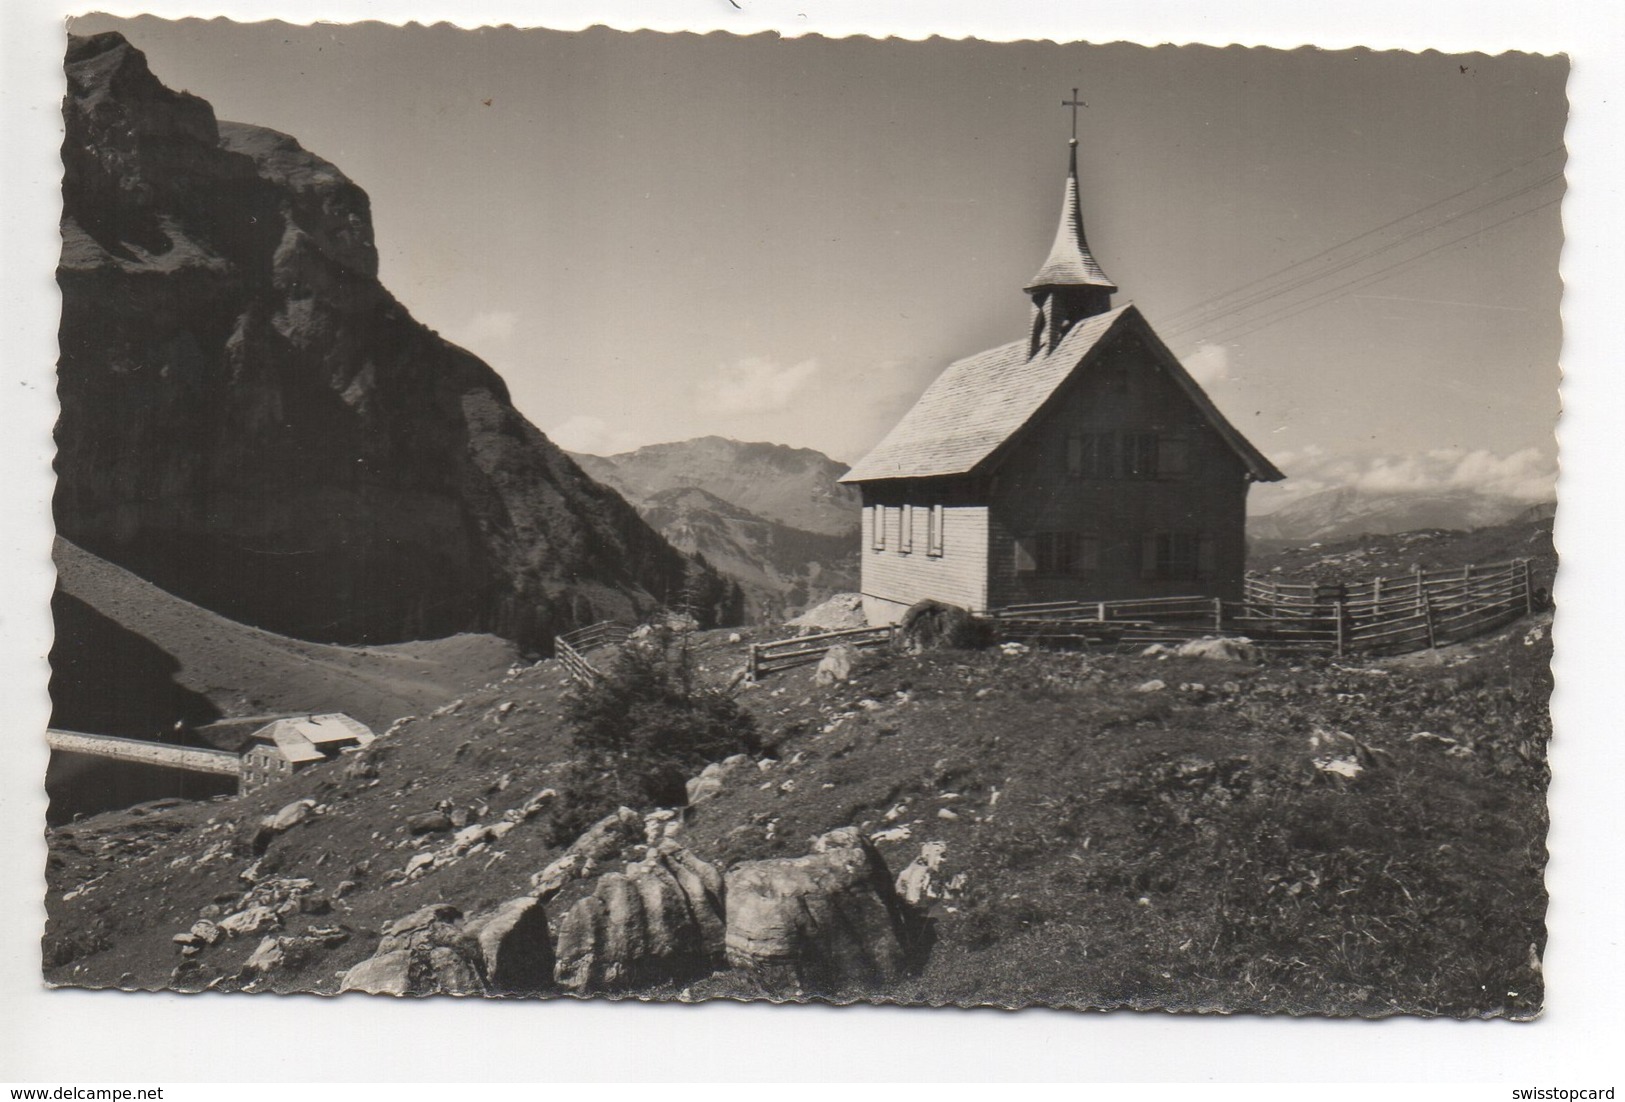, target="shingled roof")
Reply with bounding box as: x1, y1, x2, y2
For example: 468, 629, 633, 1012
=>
840, 304, 1284, 484
1025, 146, 1116, 293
